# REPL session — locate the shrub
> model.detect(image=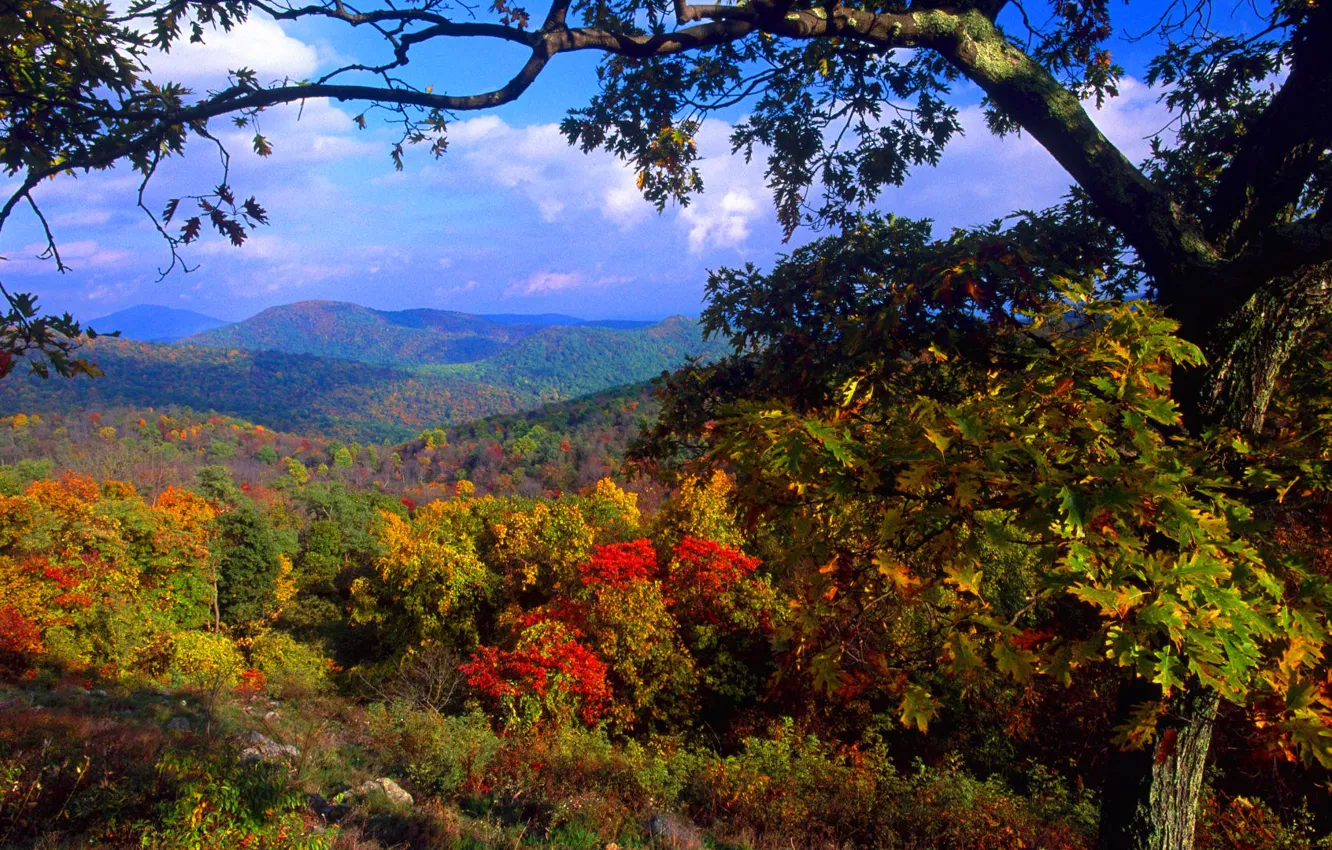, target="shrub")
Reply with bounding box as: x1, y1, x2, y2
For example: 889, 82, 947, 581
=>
144, 749, 332, 849
248, 631, 330, 697
681, 723, 1093, 849
0, 606, 42, 674
367, 703, 500, 798
461, 619, 611, 727
168, 631, 245, 691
